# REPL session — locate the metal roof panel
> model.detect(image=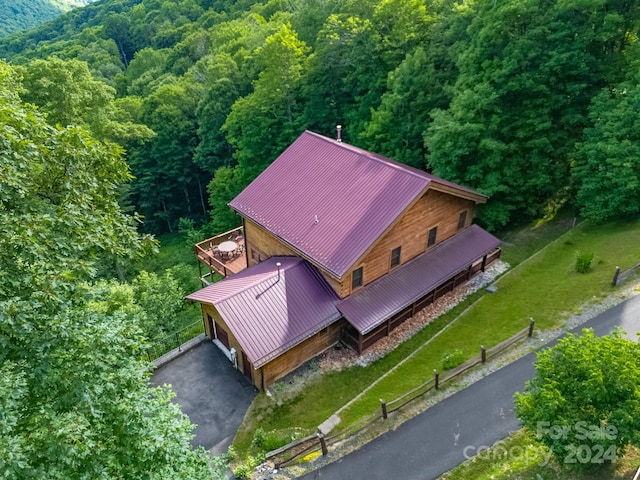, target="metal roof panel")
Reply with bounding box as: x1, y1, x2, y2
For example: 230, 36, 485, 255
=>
337, 225, 501, 334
